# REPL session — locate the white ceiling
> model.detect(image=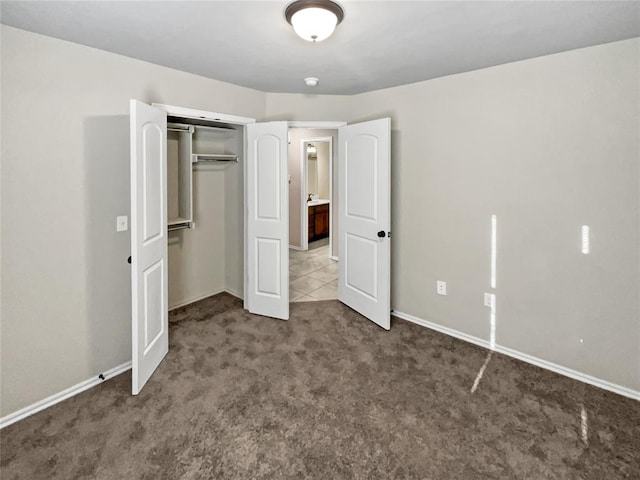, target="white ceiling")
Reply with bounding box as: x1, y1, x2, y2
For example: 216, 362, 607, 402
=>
1, 1, 638, 95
